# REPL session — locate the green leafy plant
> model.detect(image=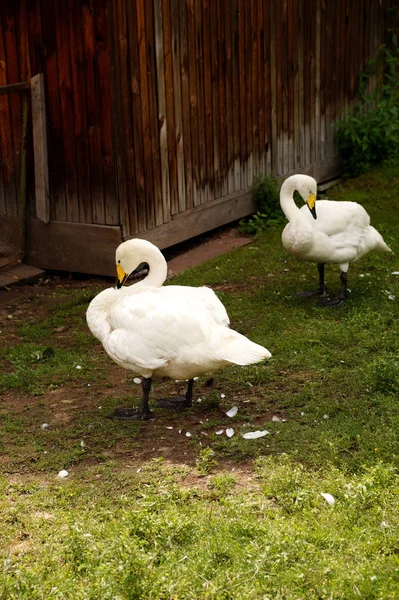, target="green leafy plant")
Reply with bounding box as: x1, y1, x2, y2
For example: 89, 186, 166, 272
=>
196, 447, 218, 476
336, 14, 399, 176
239, 173, 284, 235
